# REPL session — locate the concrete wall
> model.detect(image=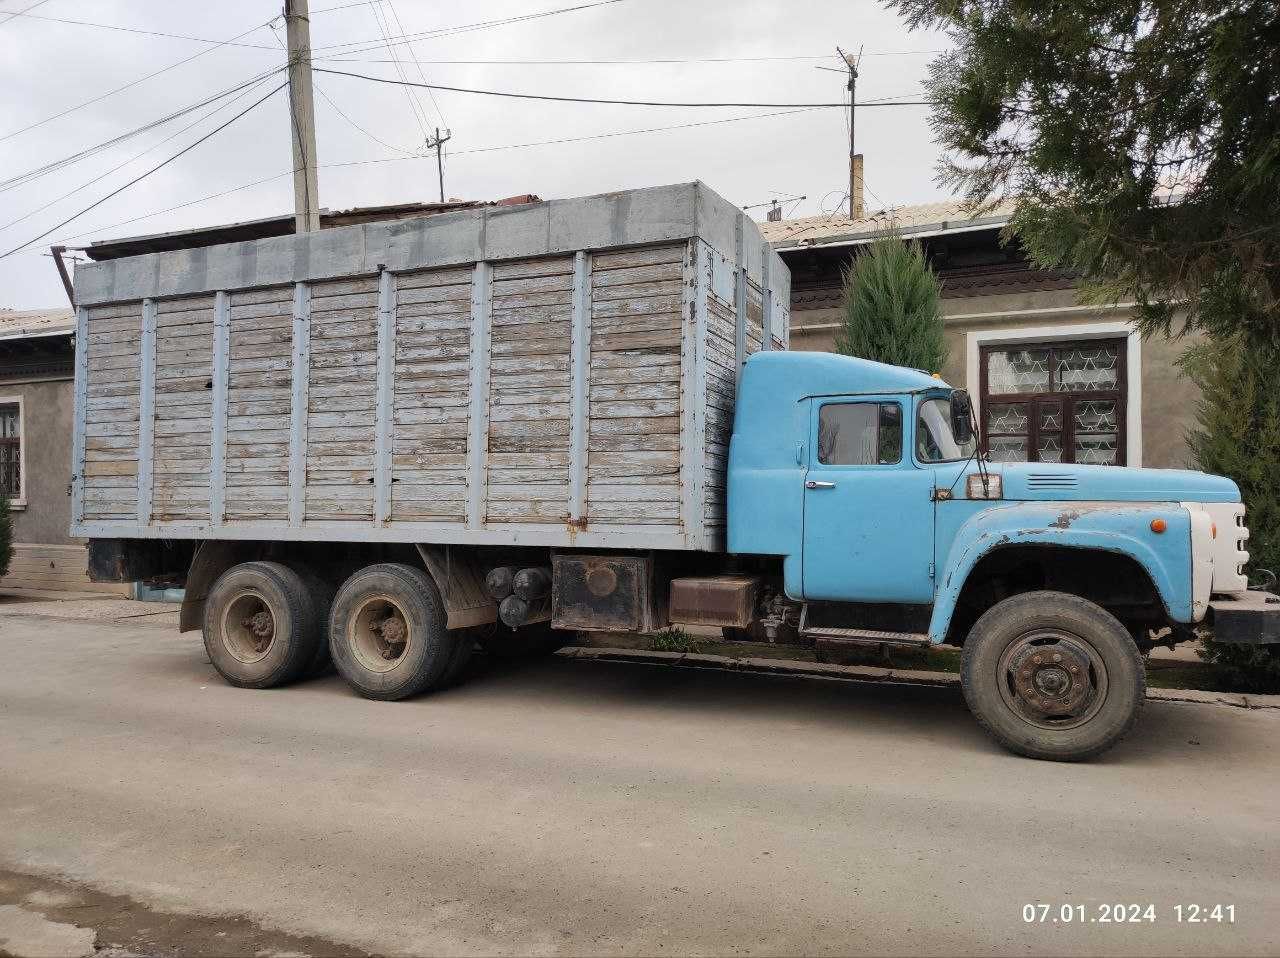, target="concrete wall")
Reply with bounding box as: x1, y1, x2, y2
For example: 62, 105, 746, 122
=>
788, 286, 1201, 470
2, 375, 75, 545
